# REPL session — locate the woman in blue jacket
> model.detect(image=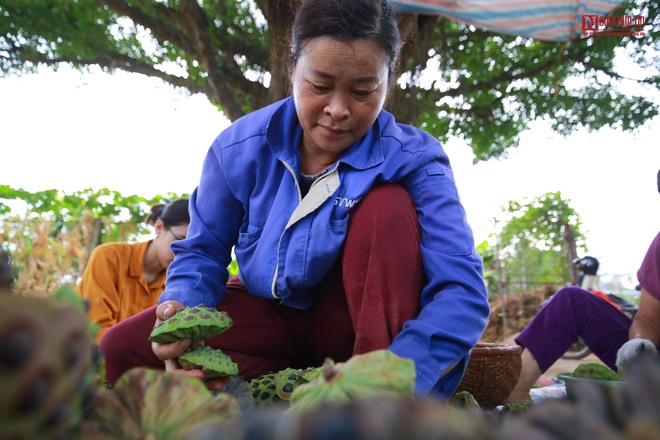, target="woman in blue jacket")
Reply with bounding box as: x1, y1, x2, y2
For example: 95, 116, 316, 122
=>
100, 0, 490, 398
